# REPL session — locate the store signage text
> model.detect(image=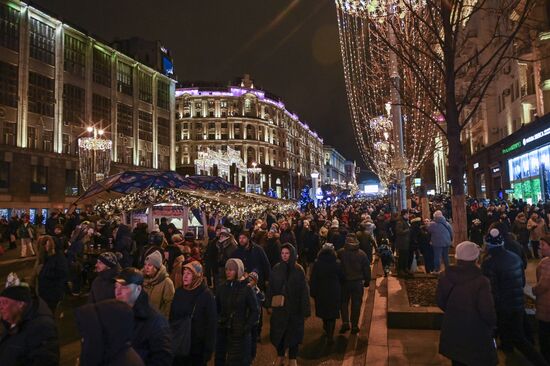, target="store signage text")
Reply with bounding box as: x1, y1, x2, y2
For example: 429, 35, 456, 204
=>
502, 141, 523, 154
523, 126, 550, 146
492, 167, 500, 173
